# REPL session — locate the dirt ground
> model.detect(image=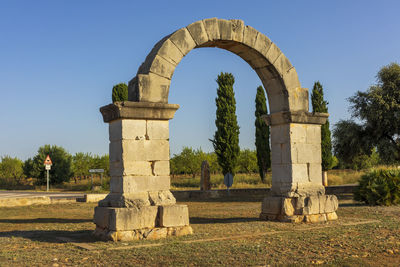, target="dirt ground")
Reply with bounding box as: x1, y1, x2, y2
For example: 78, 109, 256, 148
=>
0, 196, 399, 266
